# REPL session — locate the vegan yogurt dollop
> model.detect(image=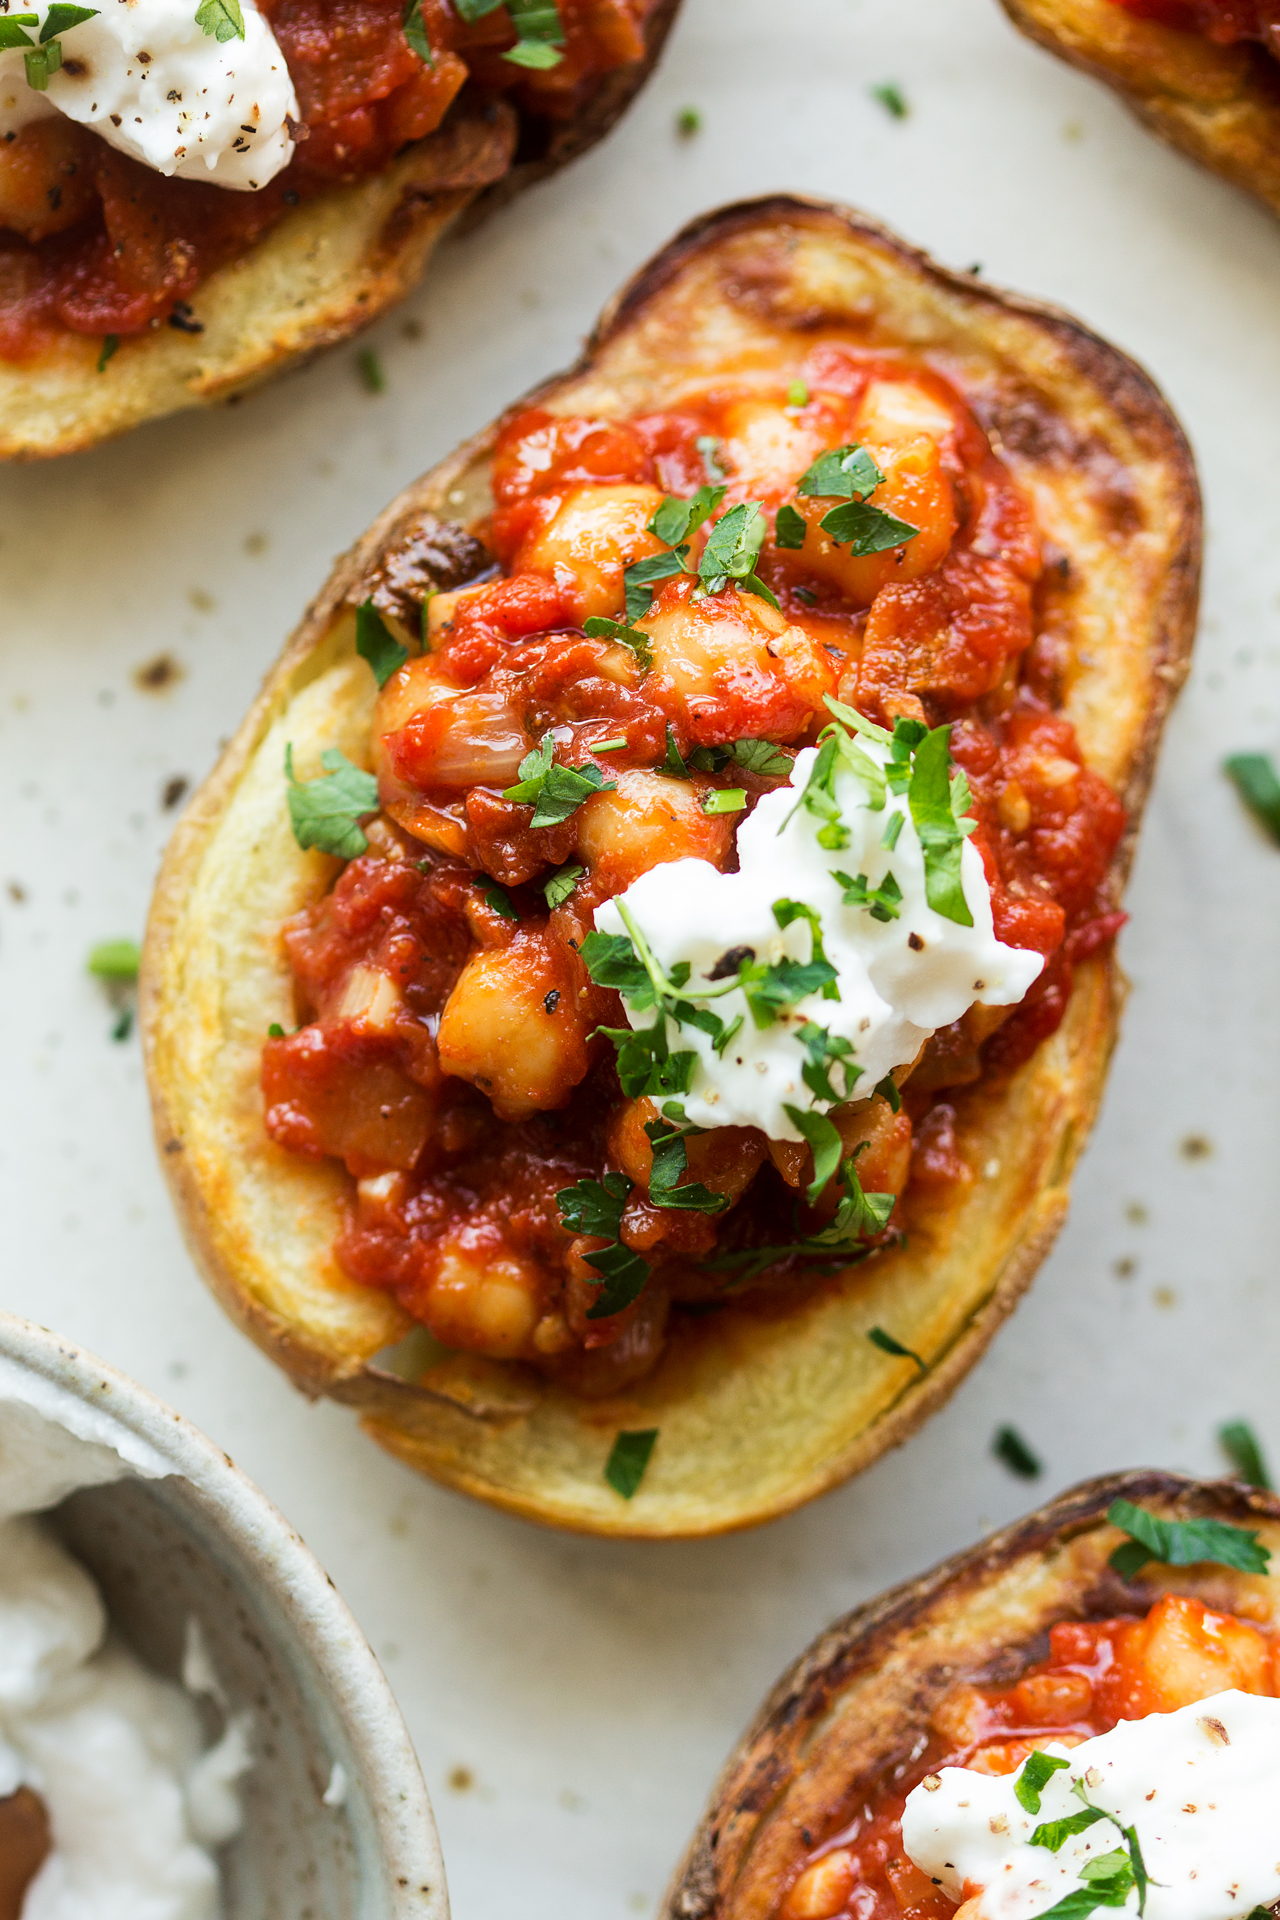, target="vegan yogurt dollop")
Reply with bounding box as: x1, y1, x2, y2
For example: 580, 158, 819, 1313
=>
0, 0, 297, 188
